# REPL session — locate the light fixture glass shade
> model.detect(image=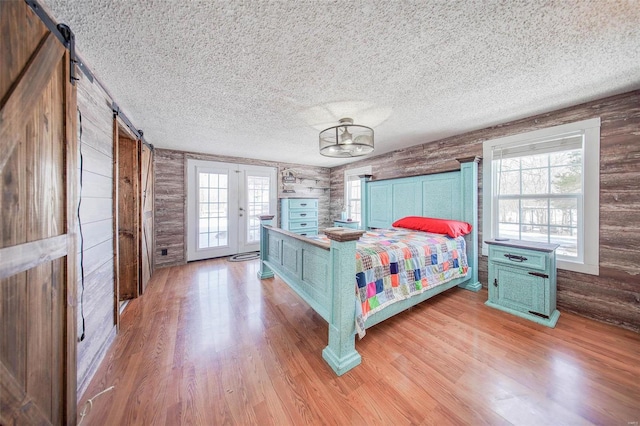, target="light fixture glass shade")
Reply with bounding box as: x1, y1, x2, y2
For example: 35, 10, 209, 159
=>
319, 118, 374, 157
